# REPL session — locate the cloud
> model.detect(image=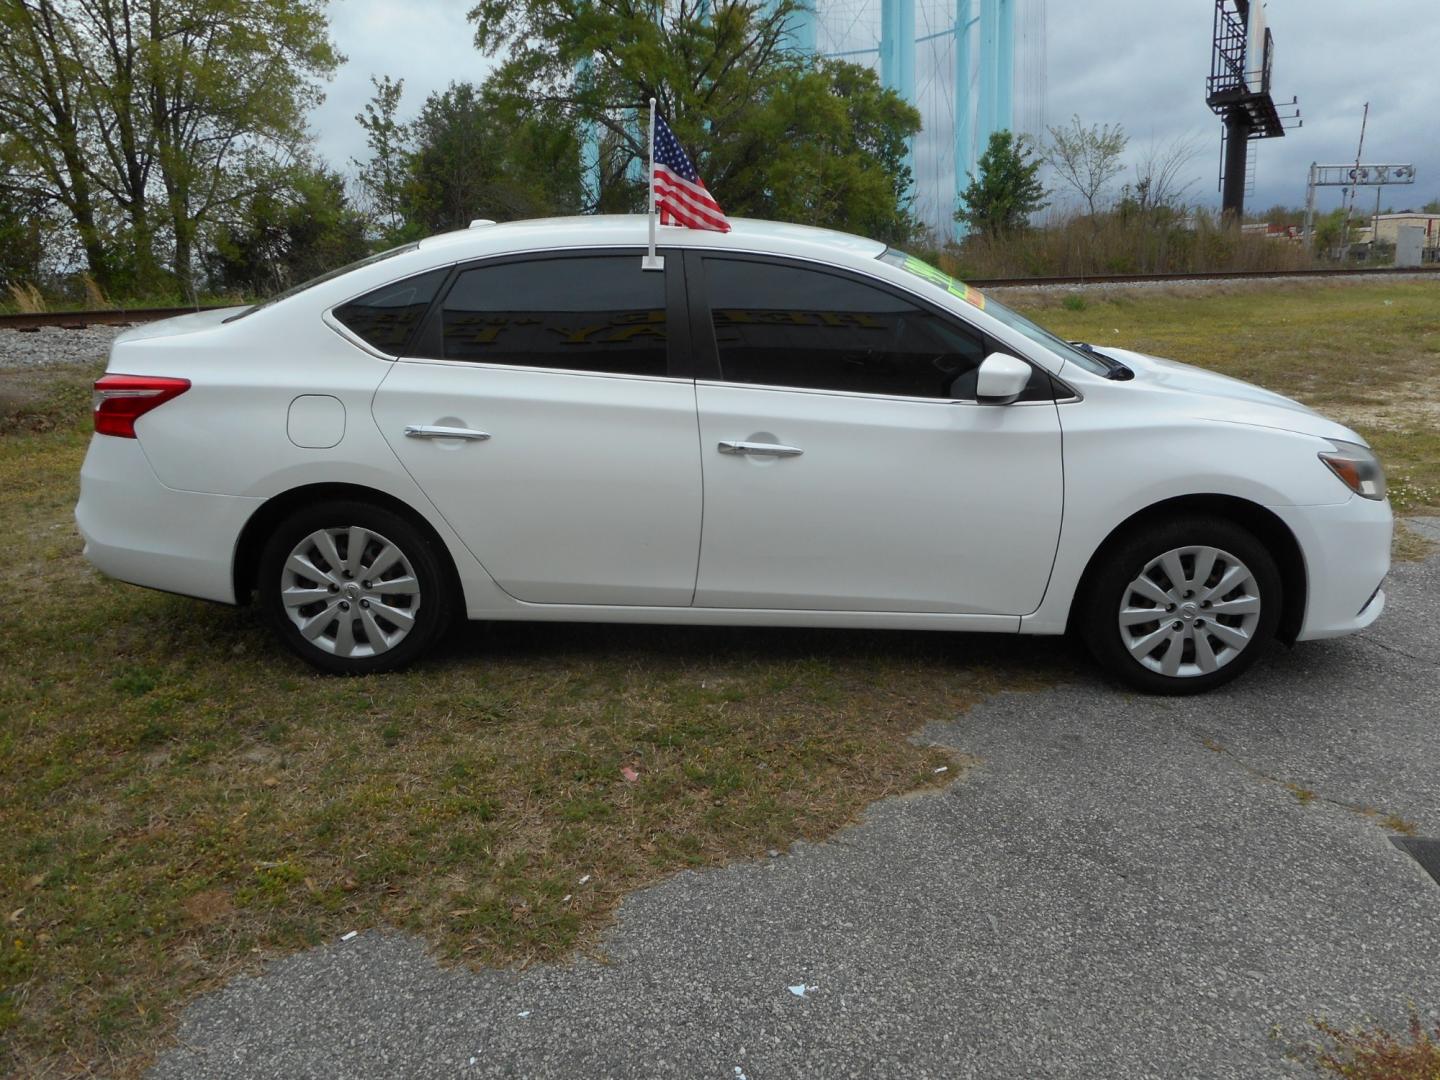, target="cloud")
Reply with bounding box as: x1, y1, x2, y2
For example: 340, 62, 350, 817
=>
308, 0, 495, 173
